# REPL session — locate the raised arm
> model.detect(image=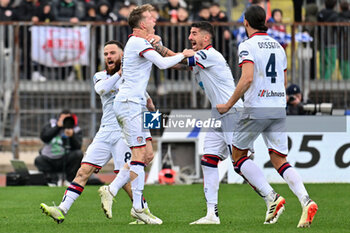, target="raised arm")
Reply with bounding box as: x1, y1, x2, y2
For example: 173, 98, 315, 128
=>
146, 35, 191, 70
143, 49, 194, 70
94, 70, 122, 96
